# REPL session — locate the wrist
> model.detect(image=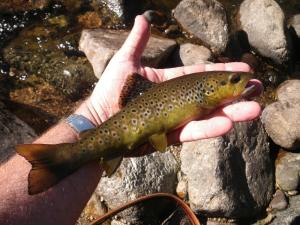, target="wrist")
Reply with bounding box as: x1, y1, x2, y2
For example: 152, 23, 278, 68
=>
74, 98, 105, 127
